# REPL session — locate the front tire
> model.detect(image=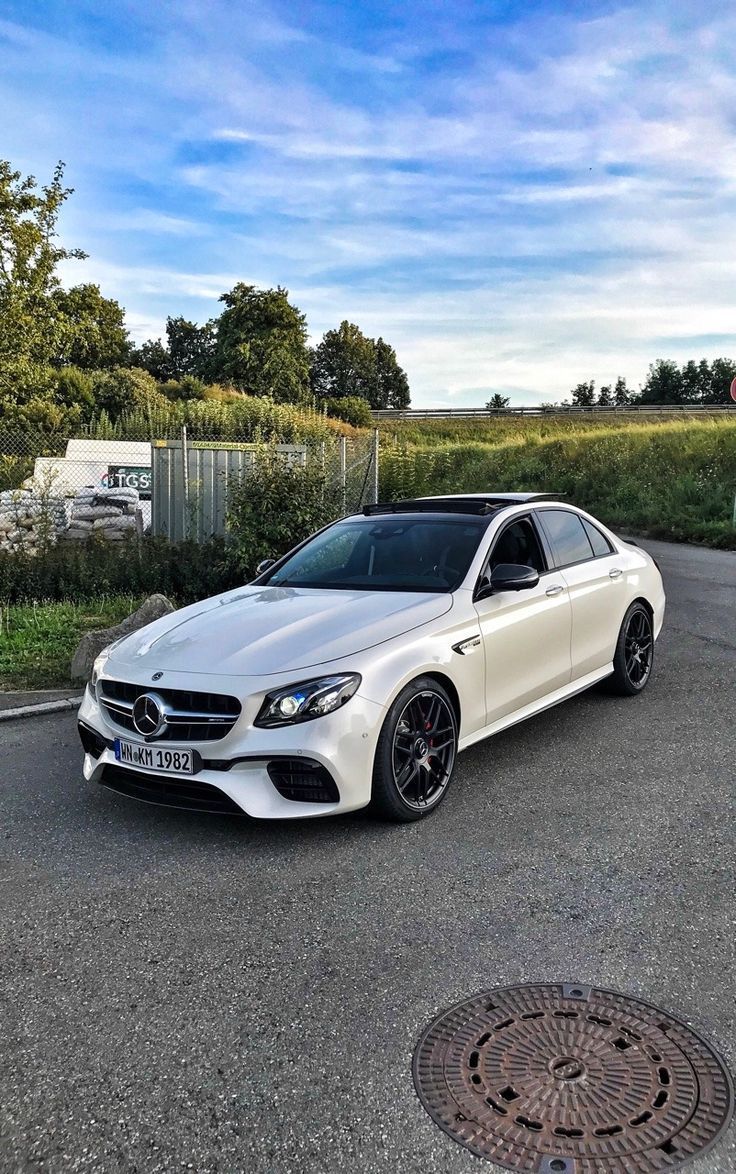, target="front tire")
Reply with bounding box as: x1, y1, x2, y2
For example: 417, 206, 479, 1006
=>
370, 678, 458, 822
607, 602, 654, 695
